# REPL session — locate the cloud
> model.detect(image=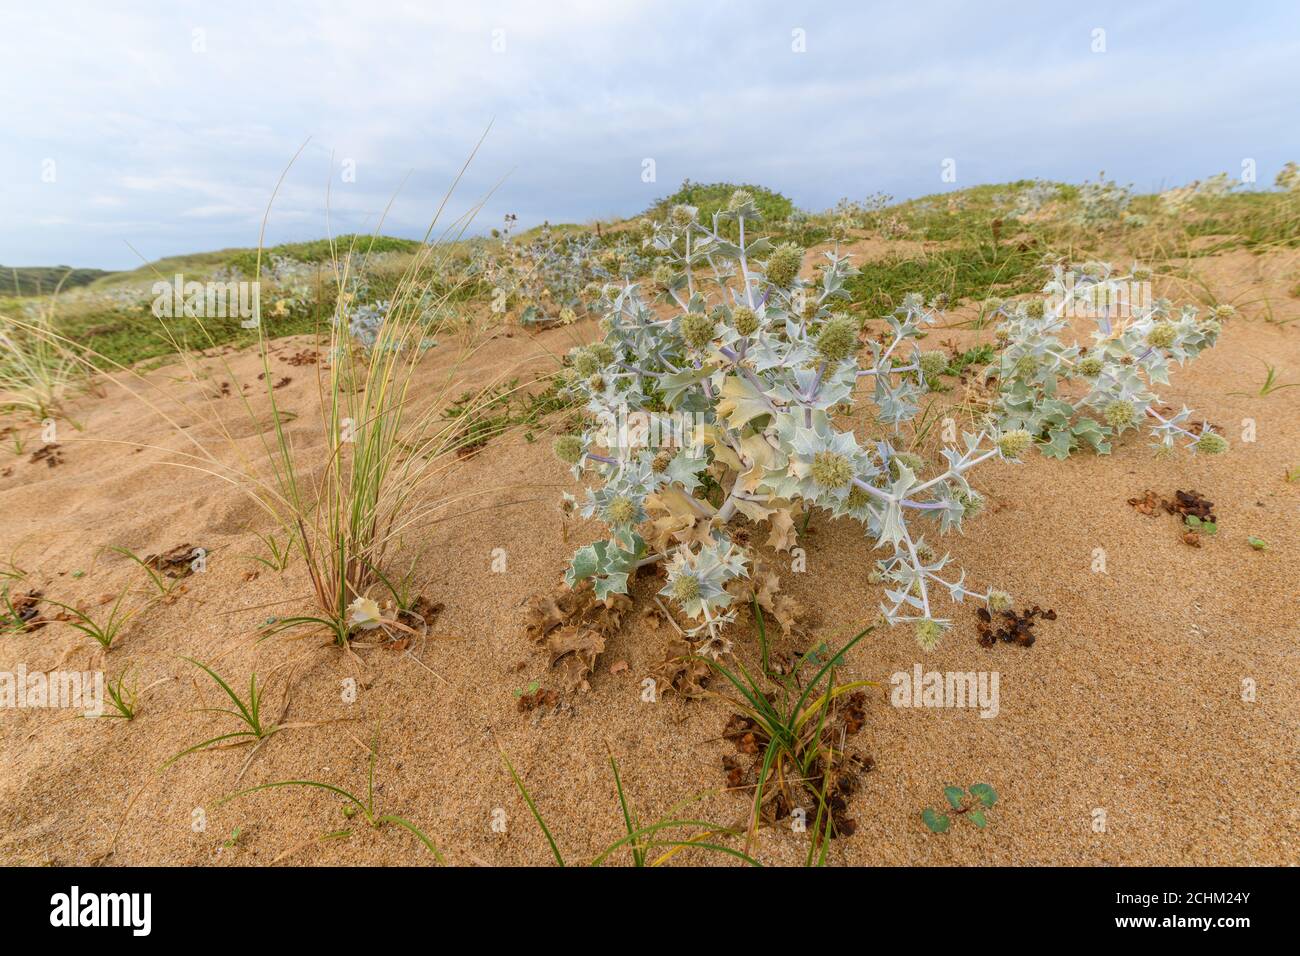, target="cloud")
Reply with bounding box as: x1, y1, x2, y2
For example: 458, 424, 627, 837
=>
0, 0, 1296, 267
